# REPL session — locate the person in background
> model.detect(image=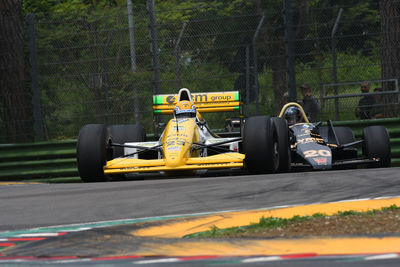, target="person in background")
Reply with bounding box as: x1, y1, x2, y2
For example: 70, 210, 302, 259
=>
300, 84, 319, 122
355, 82, 374, 120
372, 87, 385, 119
280, 91, 289, 109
